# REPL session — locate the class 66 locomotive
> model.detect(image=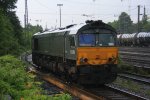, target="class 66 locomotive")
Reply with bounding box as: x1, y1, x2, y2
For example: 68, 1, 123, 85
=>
32, 20, 118, 85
